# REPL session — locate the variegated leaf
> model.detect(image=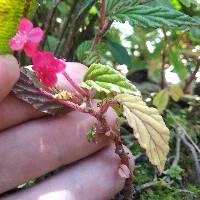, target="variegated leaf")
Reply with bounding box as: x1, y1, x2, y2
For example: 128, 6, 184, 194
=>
12, 68, 68, 115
